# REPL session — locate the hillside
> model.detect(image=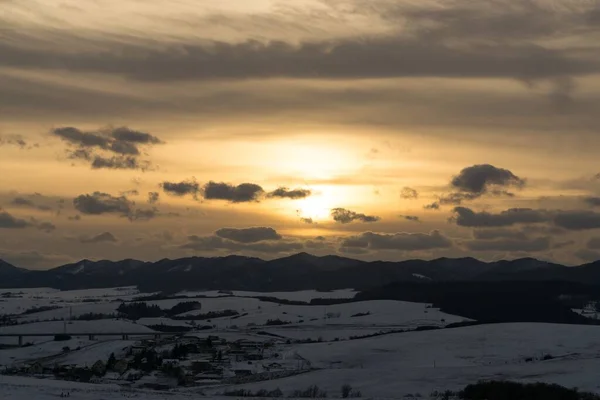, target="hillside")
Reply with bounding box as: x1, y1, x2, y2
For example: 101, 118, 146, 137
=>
1, 253, 600, 292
